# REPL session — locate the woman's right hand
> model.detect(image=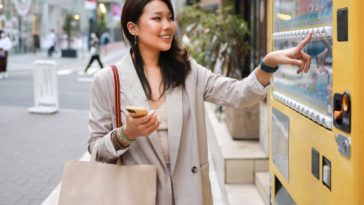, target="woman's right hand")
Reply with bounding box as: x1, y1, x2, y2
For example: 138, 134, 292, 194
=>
122, 110, 161, 140
263, 32, 313, 74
